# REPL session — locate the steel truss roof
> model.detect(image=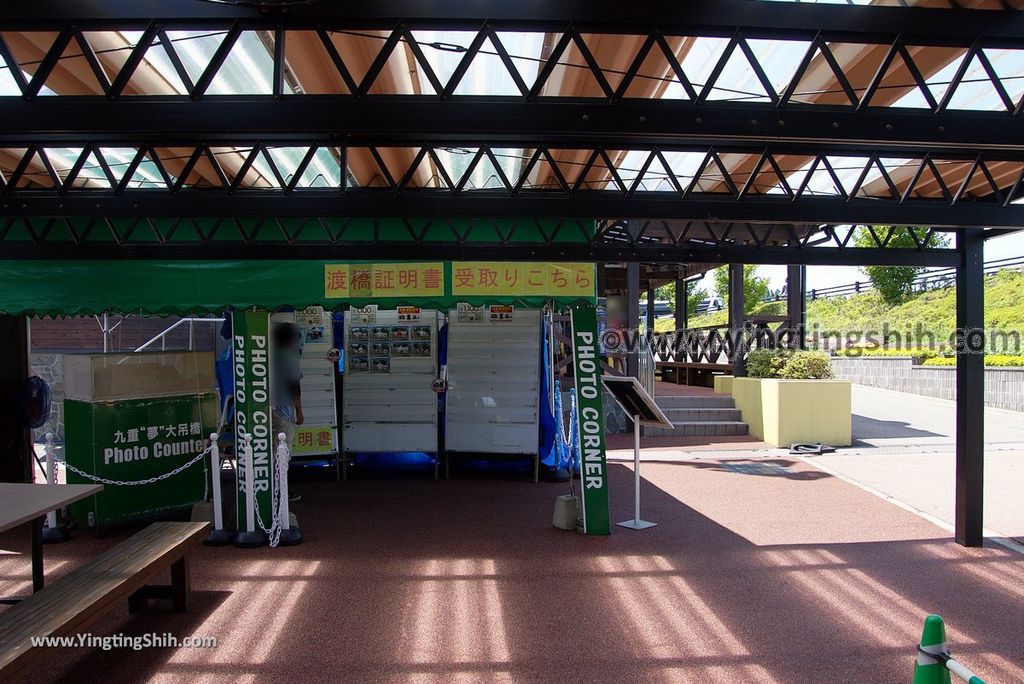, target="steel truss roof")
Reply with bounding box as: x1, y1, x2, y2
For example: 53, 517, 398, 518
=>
0, 216, 962, 267
2, 141, 1023, 227
0, 0, 1020, 261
